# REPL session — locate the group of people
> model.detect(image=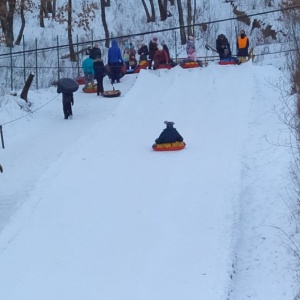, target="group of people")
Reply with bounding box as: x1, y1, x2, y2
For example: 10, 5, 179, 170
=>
216, 29, 249, 63
82, 40, 124, 93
